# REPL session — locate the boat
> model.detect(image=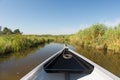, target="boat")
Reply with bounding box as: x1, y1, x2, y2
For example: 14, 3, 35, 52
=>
20, 45, 120, 80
